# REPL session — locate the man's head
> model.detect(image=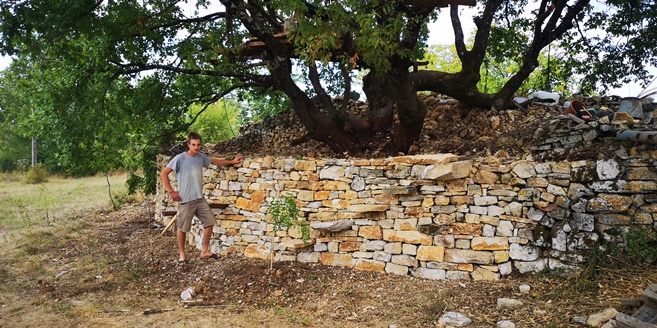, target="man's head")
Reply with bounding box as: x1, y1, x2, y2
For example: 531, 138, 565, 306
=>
186, 132, 202, 156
